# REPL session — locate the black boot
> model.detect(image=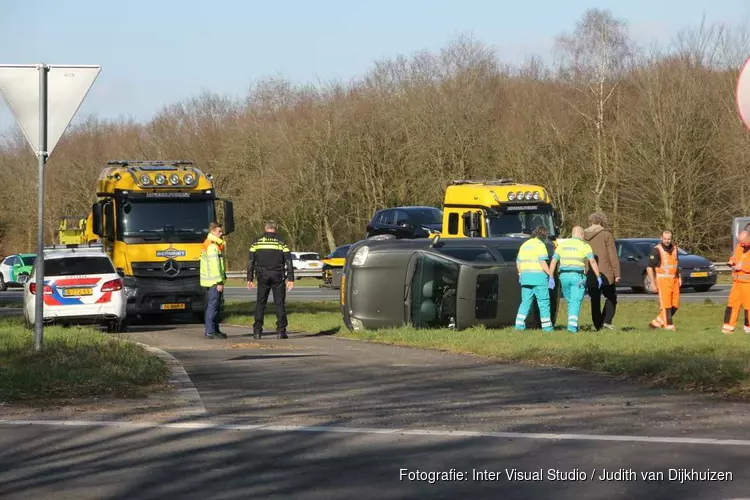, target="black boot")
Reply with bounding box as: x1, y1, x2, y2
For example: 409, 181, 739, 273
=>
276, 330, 288, 339
253, 329, 262, 339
